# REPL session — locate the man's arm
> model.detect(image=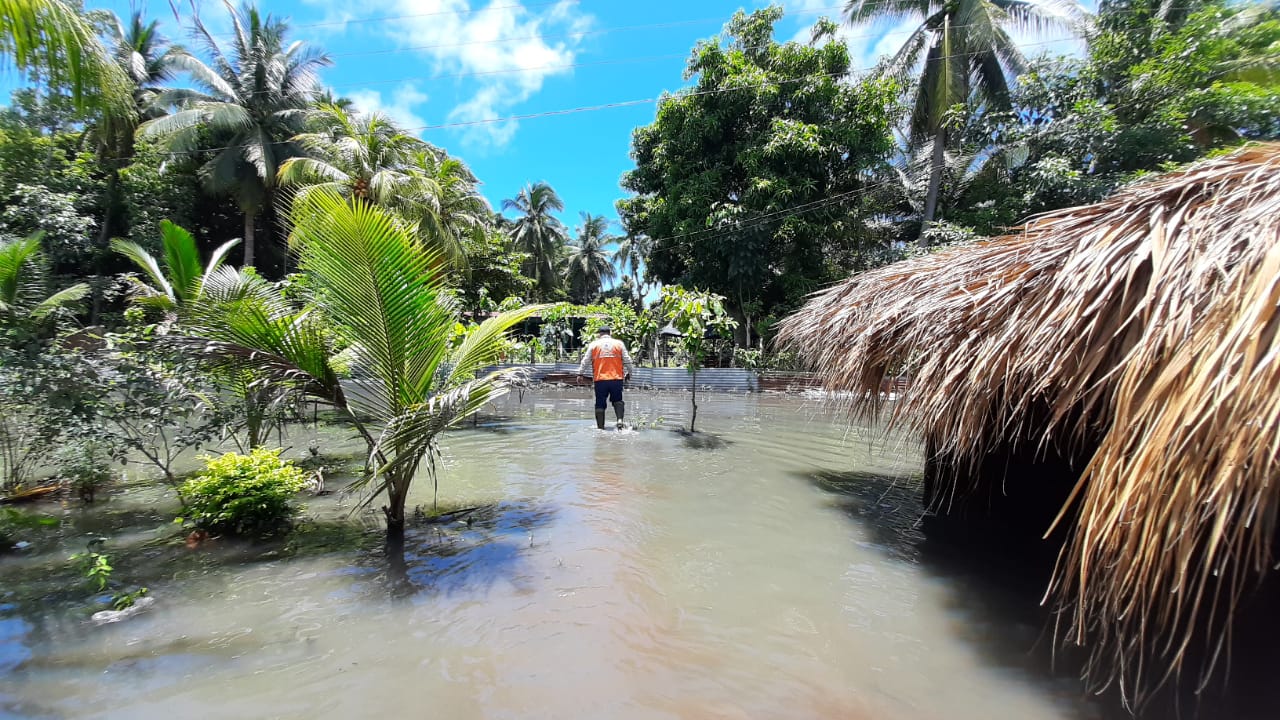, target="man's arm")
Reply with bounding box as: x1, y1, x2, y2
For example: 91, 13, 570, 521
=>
577, 343, 593, 377
622, 344, 635, 377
